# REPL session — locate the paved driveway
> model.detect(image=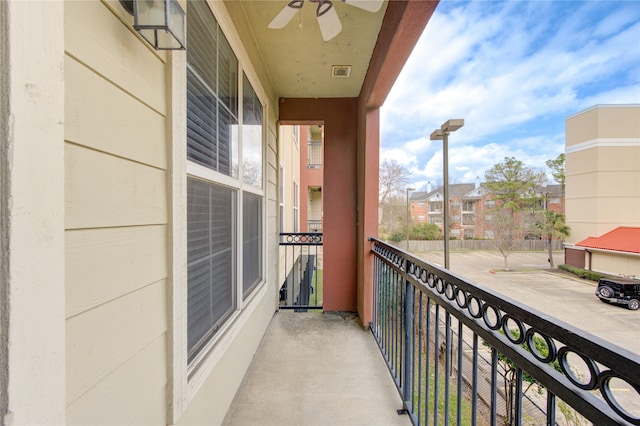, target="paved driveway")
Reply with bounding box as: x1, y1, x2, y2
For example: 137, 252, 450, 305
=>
413, 250, 640, 355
